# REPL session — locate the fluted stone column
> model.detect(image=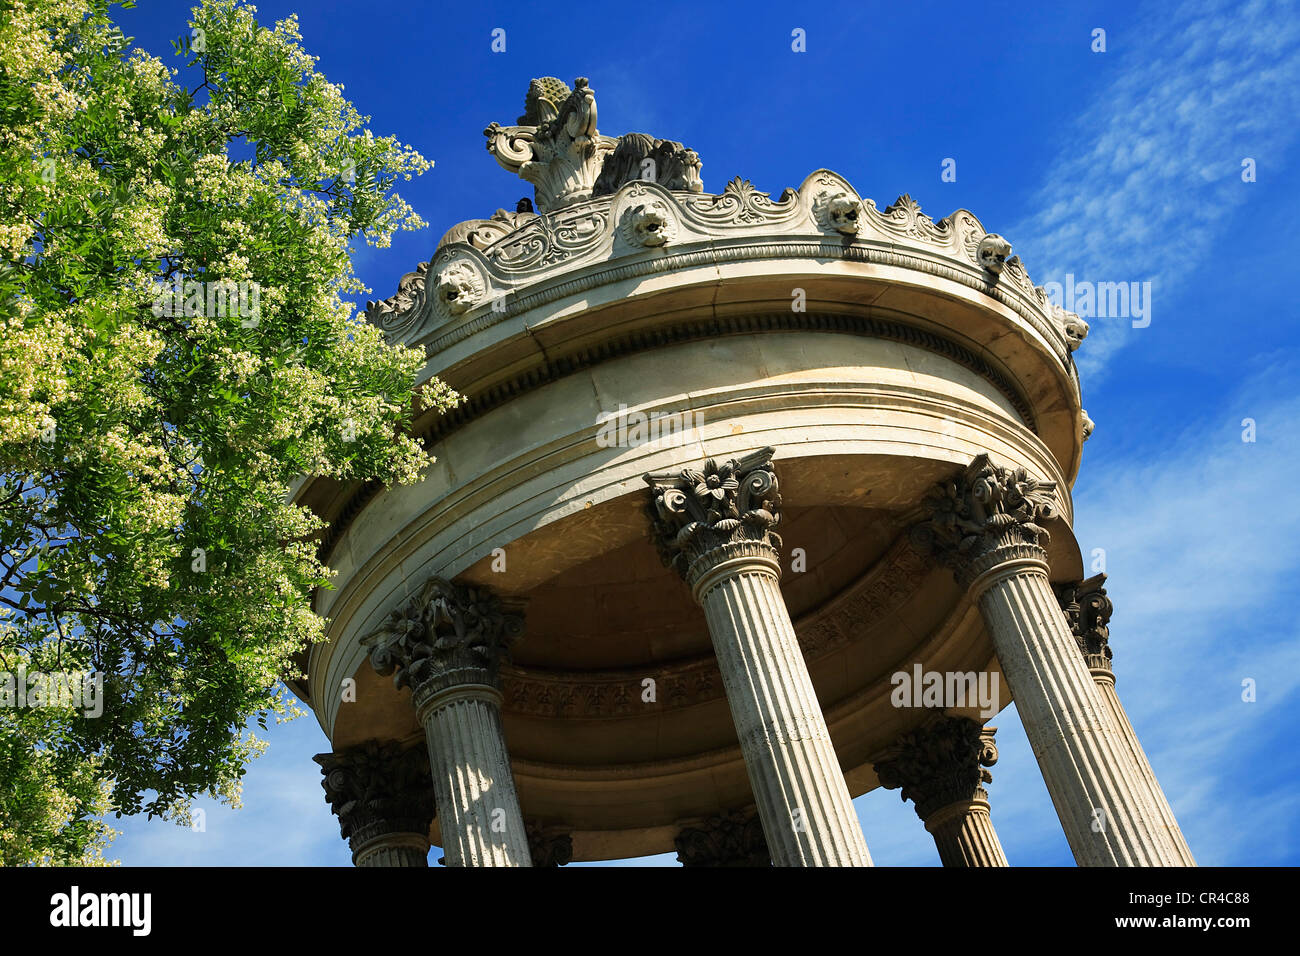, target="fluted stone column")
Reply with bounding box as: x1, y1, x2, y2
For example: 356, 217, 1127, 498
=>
1058, 576, 1196, 865
675, 808, 772, 867
913, 455, 1186, 866
315, 740, 435, 867
874, 717, 1009, 867
645, 447, 872, 867
363, 577, 533, 866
